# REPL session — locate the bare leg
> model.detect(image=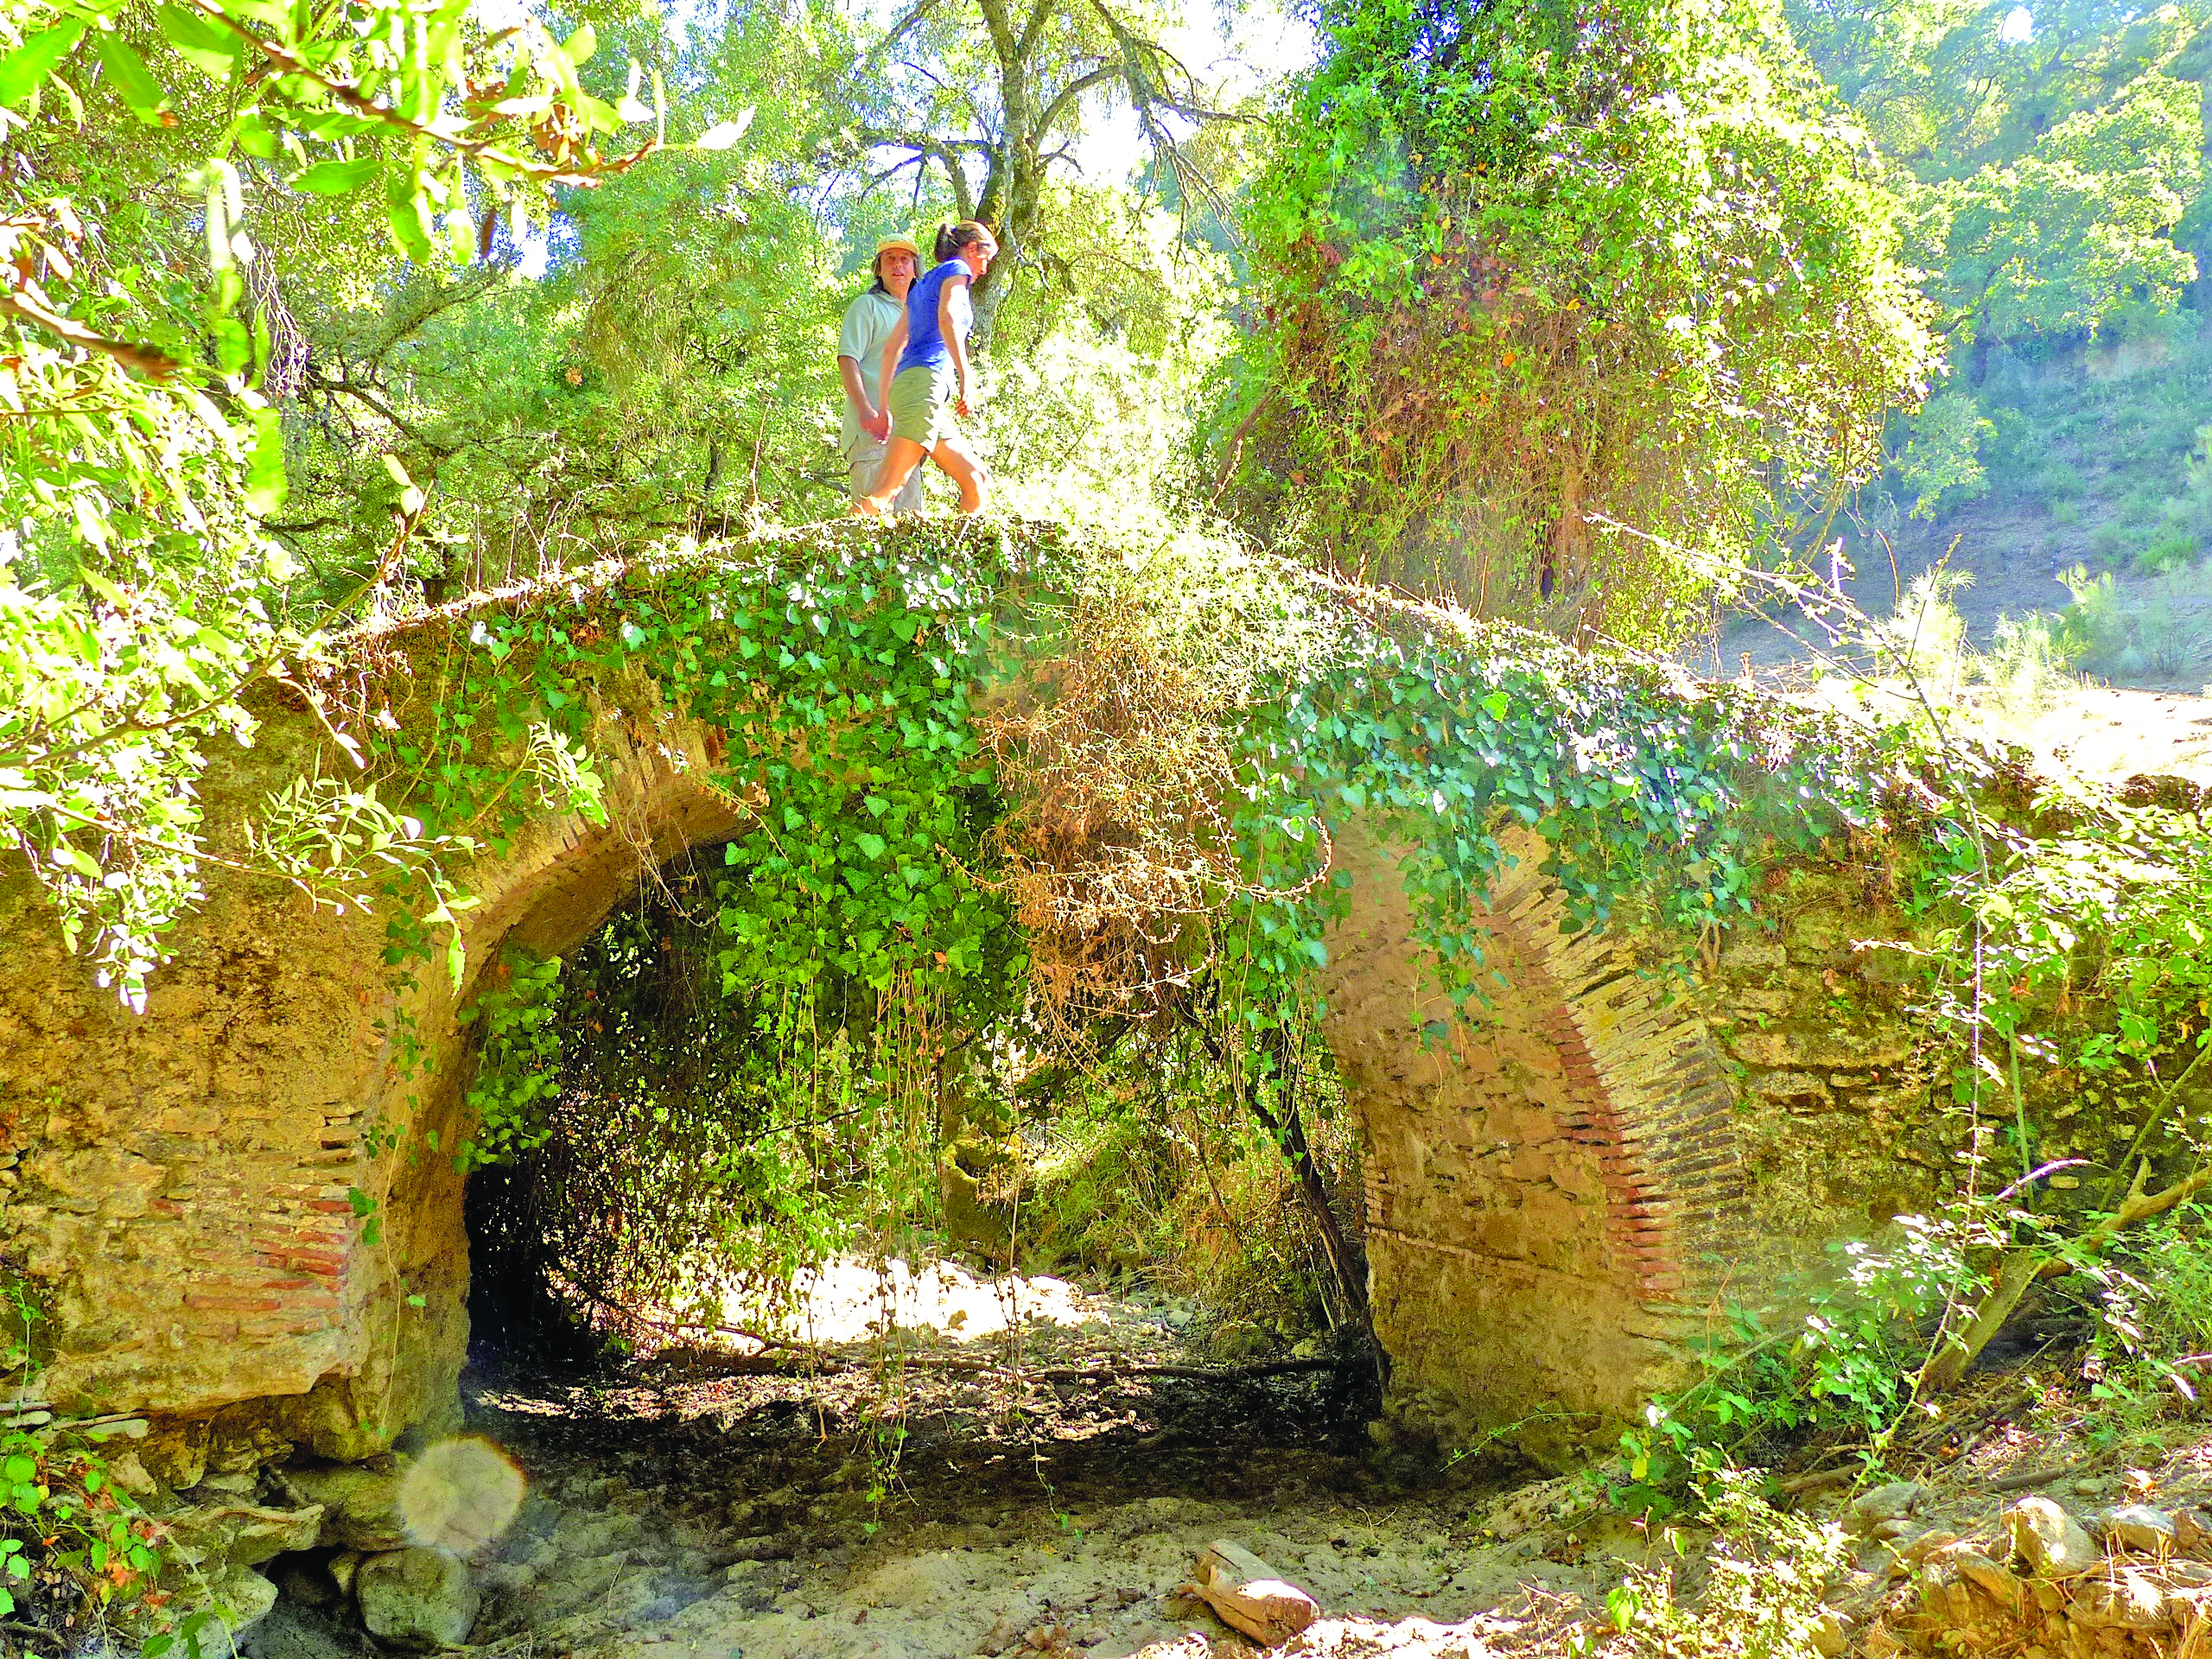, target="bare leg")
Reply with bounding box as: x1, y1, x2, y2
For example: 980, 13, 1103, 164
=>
855, 436, 929, 516
927, 435, 989, 515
